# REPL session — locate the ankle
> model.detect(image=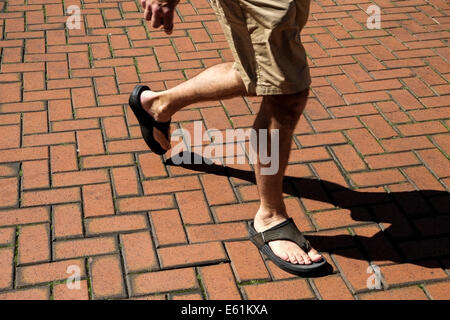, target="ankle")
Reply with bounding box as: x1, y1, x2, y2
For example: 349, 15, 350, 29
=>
254, 205, 288, 230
